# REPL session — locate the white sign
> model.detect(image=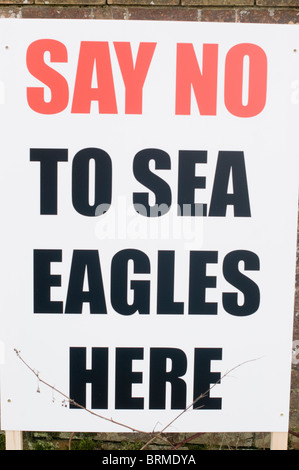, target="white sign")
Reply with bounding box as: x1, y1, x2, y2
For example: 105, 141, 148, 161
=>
0, 19, 298, 433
